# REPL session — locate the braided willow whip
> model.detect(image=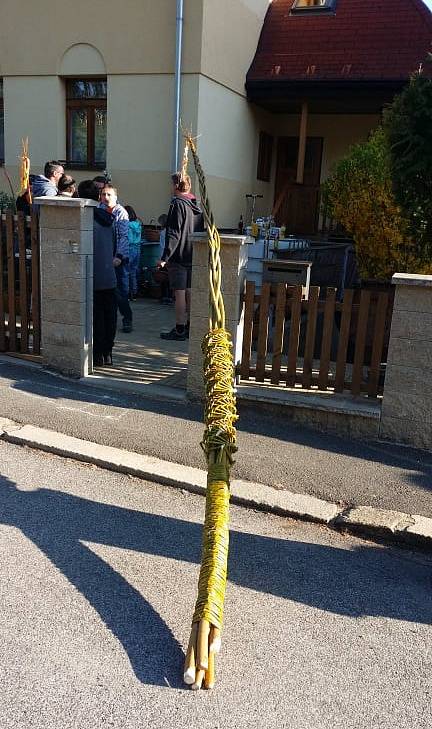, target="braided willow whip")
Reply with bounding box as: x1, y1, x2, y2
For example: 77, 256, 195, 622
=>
183, 135, 238, 691
20, 138, 32, 203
